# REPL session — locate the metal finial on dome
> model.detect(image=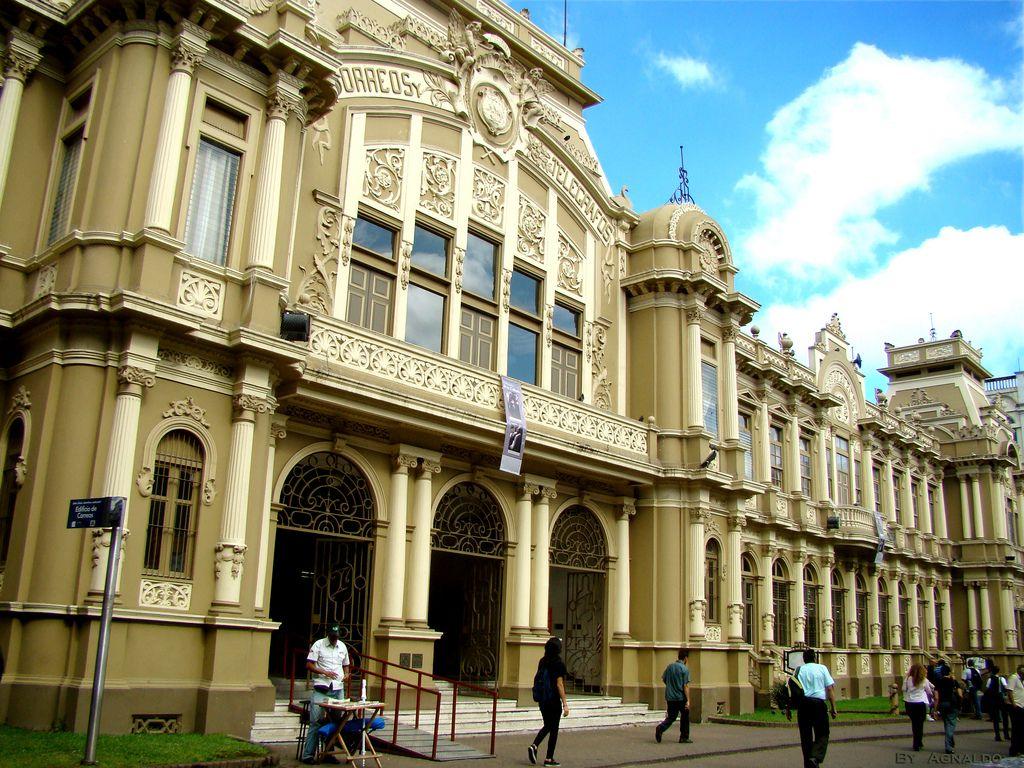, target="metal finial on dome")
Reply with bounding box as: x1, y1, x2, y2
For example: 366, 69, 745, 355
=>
668, 145, 694, 205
